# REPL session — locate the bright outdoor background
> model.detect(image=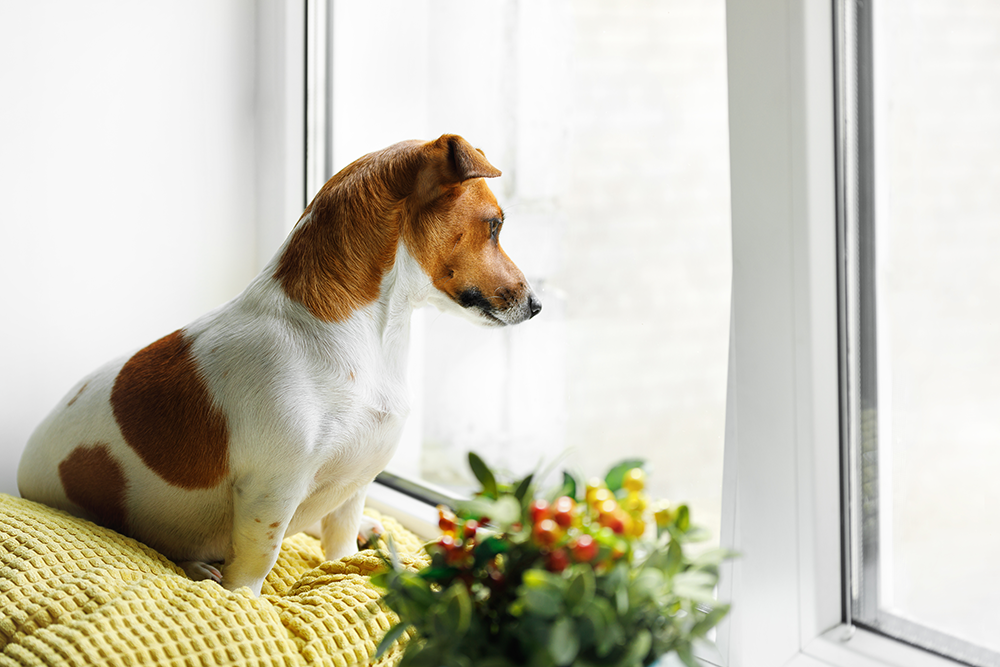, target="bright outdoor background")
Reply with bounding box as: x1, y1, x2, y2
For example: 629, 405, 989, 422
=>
876, 0, 1000, 648
329, 1, 733, 544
